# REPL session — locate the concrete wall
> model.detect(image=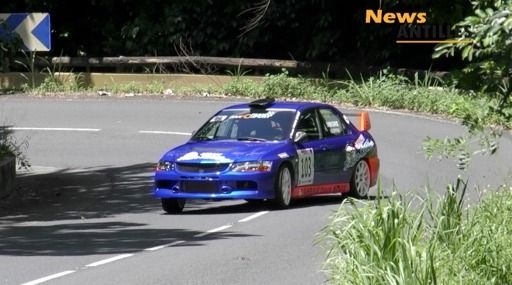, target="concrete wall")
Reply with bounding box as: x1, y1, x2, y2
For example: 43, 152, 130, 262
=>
0, 72, 264, 90
0, 156, 15, 198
